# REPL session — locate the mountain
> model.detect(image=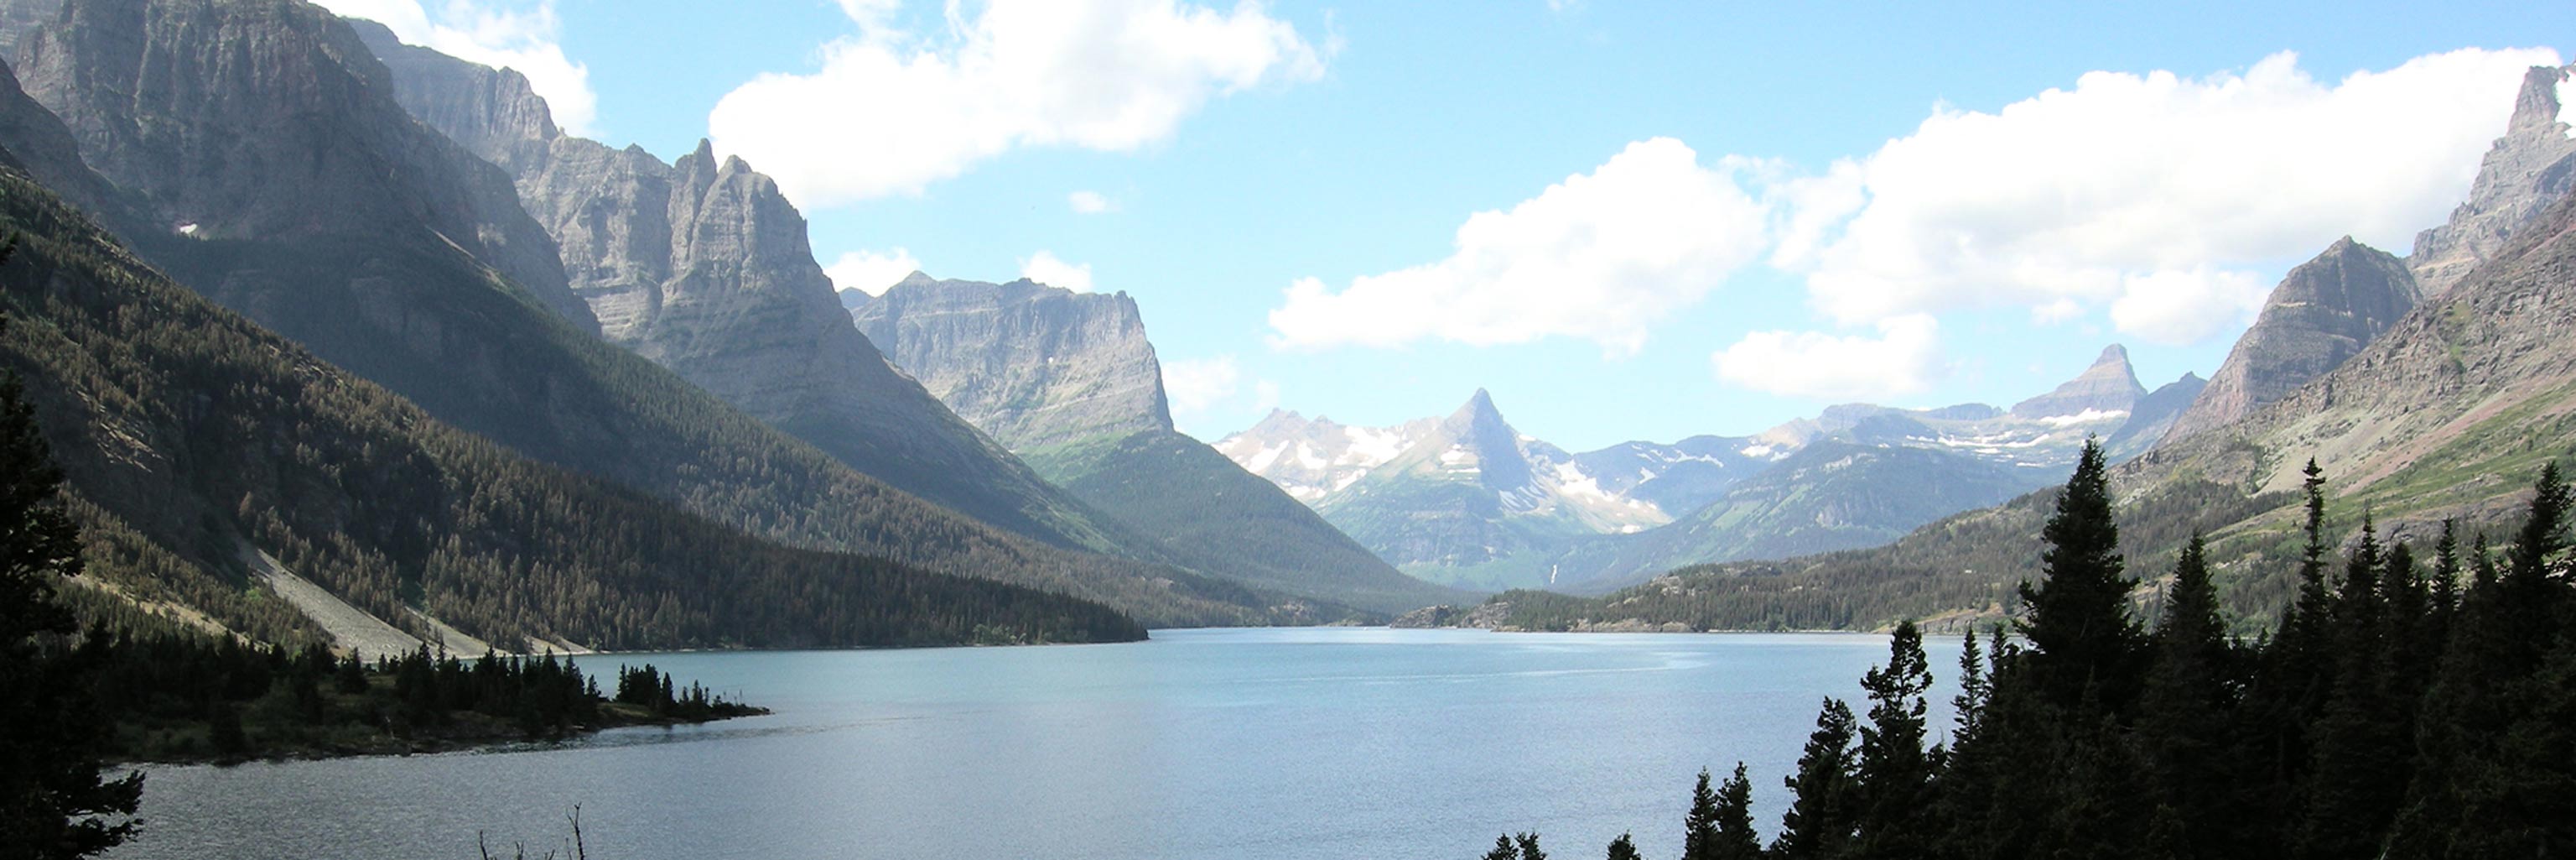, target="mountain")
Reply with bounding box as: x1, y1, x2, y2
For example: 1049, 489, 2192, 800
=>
1490, 176, 2576, 634
846, 274, 1171, 451
1213, 409, 1441, 503
1566, 435, 1778, 521
2161, 238, 2420, 444
351, 21, 1140, 555
3, 0, 1304, 627
2103, 373, 2205, 460
1545, 441, 2044, 589
2407, 63, 2576, 297
2011, 344, 2148, 420
1309, 390, 1671, 589
0, 158, 1145, 651
848, 273, 1462, 613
